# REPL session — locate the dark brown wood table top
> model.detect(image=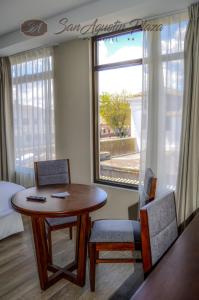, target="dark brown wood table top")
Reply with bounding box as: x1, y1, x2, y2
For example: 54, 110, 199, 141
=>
11, 183, 107, 217
132, 213, 199, 300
